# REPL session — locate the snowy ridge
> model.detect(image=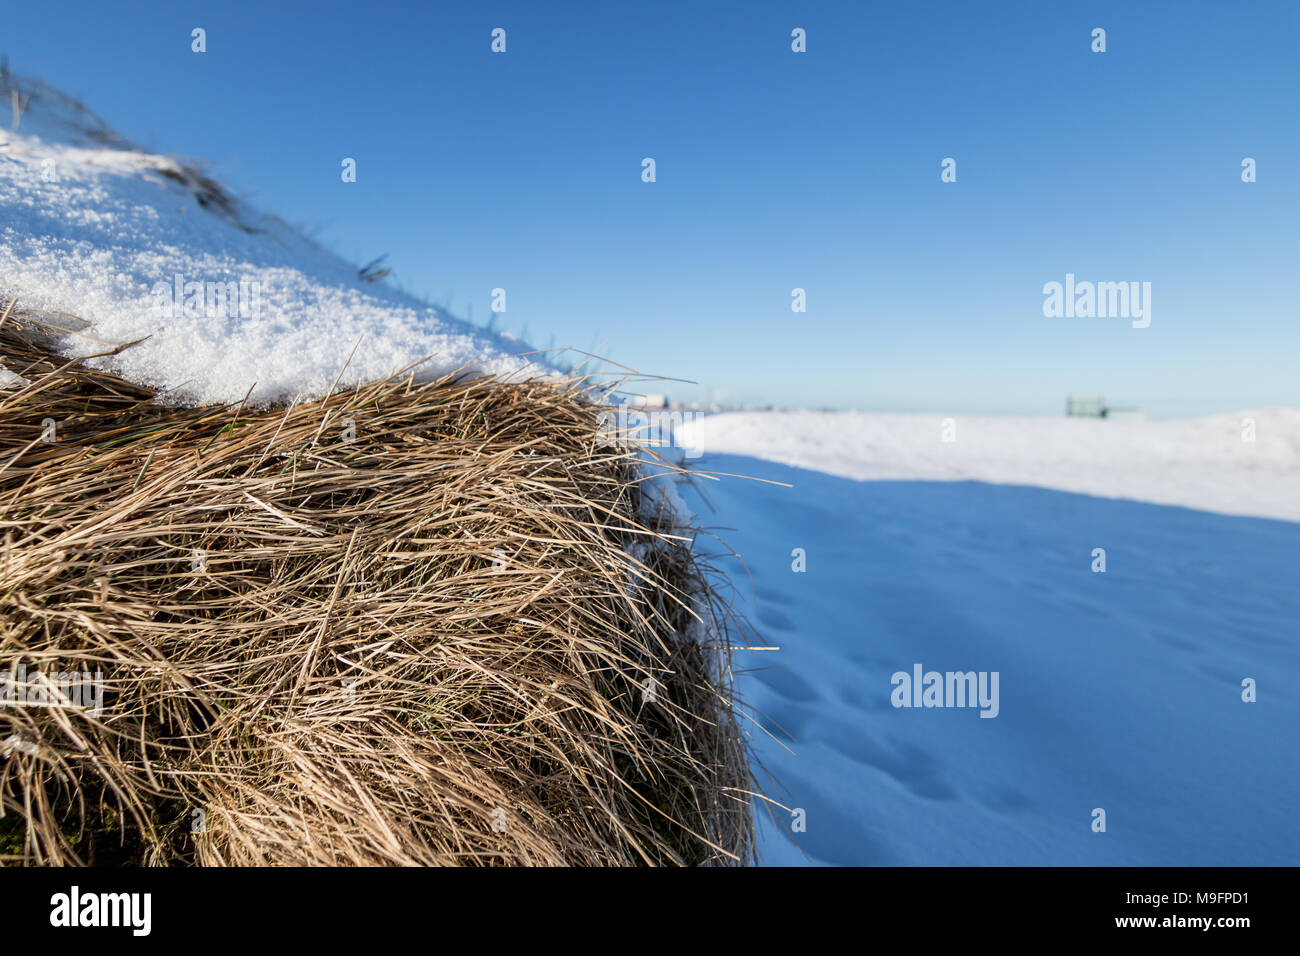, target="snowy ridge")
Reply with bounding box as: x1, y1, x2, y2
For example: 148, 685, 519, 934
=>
0, 75, 550, 406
